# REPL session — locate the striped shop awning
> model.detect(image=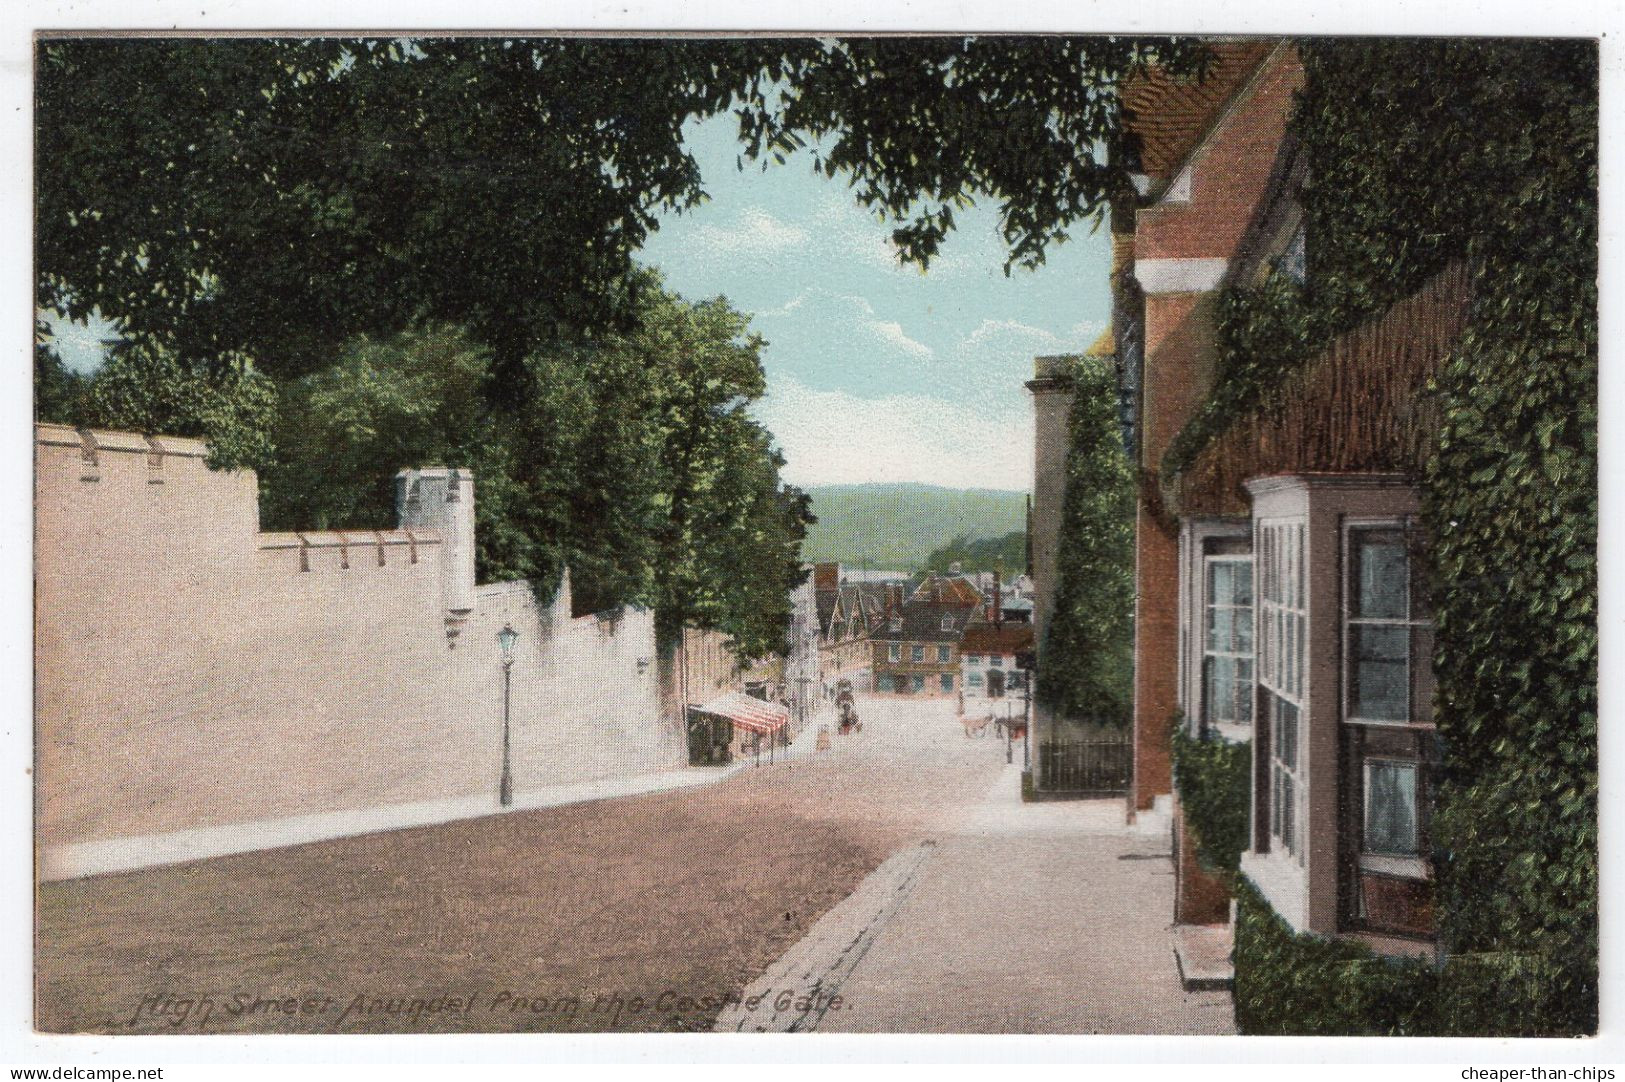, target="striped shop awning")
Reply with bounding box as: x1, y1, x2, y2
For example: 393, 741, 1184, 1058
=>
691, 691, 790, 735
